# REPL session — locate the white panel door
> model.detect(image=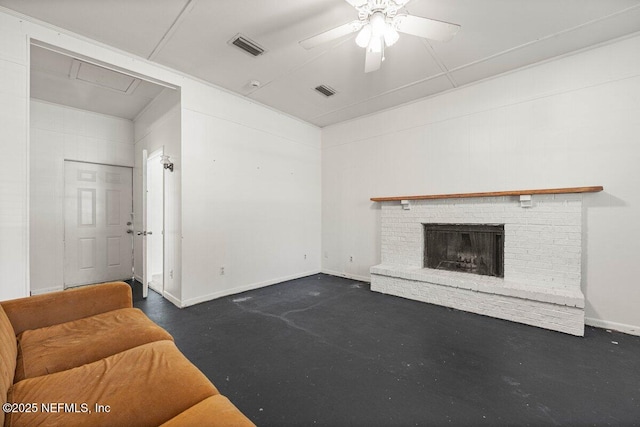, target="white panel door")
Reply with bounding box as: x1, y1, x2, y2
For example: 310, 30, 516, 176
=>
64, 161, 133, 287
